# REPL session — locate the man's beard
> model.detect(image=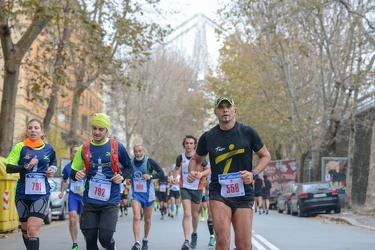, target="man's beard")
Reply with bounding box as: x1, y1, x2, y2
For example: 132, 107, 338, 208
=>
135, 155, 145, 161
